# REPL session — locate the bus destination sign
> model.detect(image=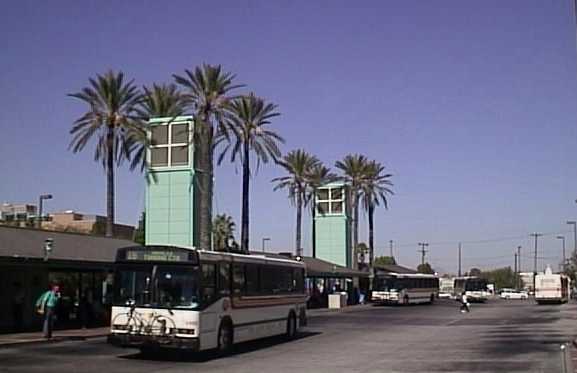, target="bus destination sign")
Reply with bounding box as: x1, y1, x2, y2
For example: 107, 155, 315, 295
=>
125, 249, 191, 262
